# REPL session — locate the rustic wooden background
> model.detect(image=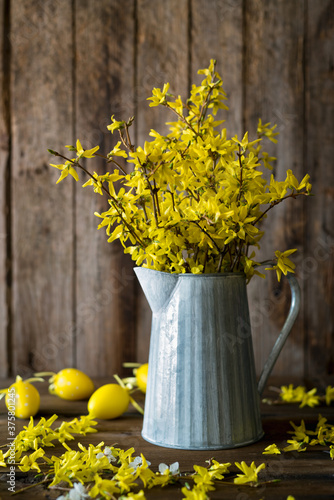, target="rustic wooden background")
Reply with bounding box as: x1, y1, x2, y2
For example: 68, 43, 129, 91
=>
0, 0, 333, 382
